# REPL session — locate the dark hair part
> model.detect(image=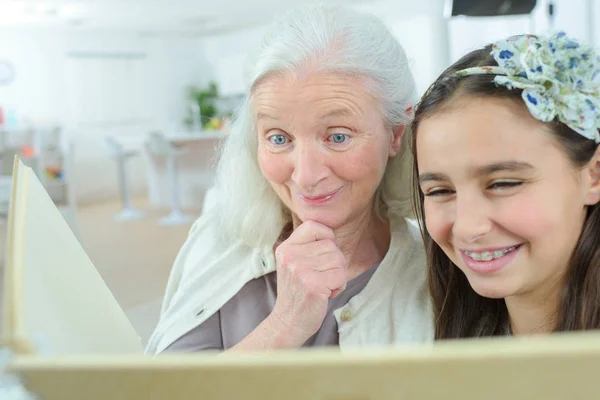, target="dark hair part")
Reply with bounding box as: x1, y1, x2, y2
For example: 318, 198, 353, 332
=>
410, 39, 600, 339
